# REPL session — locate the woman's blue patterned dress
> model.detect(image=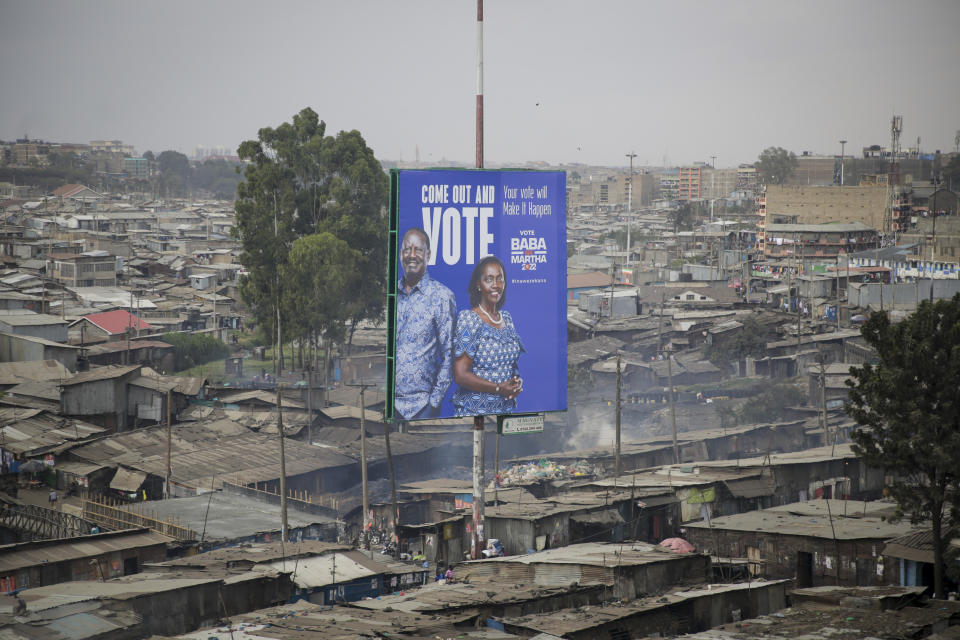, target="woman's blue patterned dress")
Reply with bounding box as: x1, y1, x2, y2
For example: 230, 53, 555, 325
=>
452, 309, 525, 417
